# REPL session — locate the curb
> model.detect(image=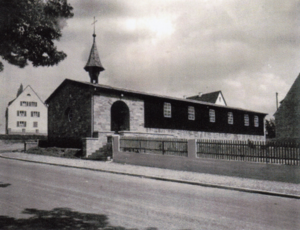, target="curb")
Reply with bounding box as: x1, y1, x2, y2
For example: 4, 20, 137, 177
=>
1, 154, 300, 200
